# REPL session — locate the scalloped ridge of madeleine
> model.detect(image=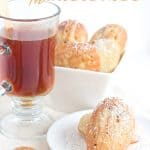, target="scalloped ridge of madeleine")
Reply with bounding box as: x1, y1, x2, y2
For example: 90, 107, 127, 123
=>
94, 38, 121, 73
78, 97, 137, 150
55, 42, 101, 71
56, 20, 88, 44
78, 113, 92, 136
90, 24, 127, 56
